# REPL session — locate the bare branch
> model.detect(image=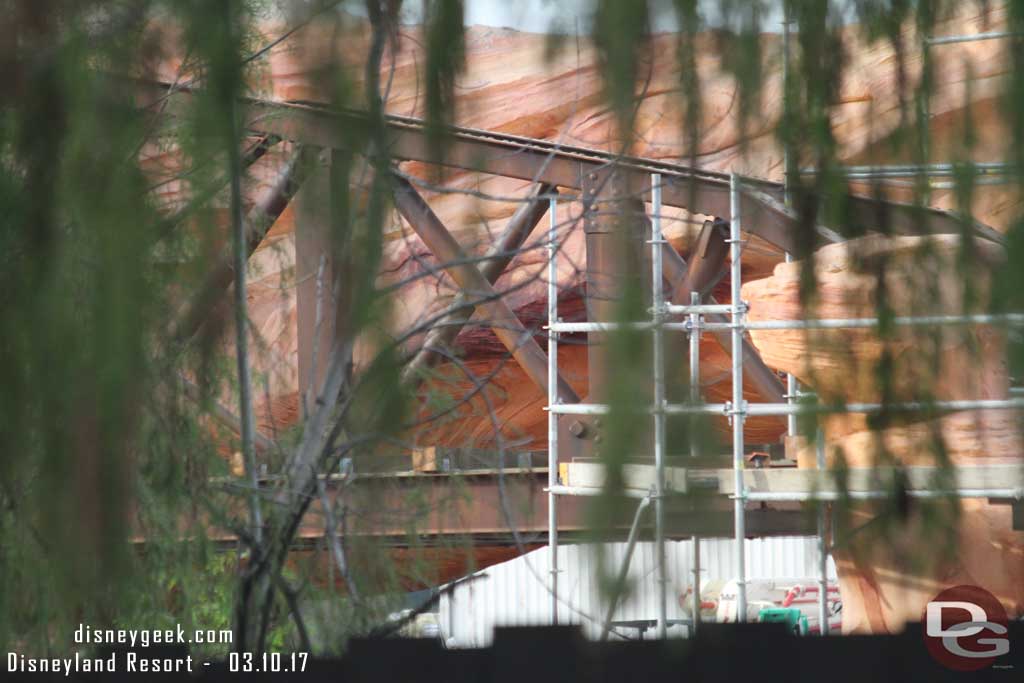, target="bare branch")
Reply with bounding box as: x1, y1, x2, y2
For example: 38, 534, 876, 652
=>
316, 474, 360, 603
227, 94, 264, 549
